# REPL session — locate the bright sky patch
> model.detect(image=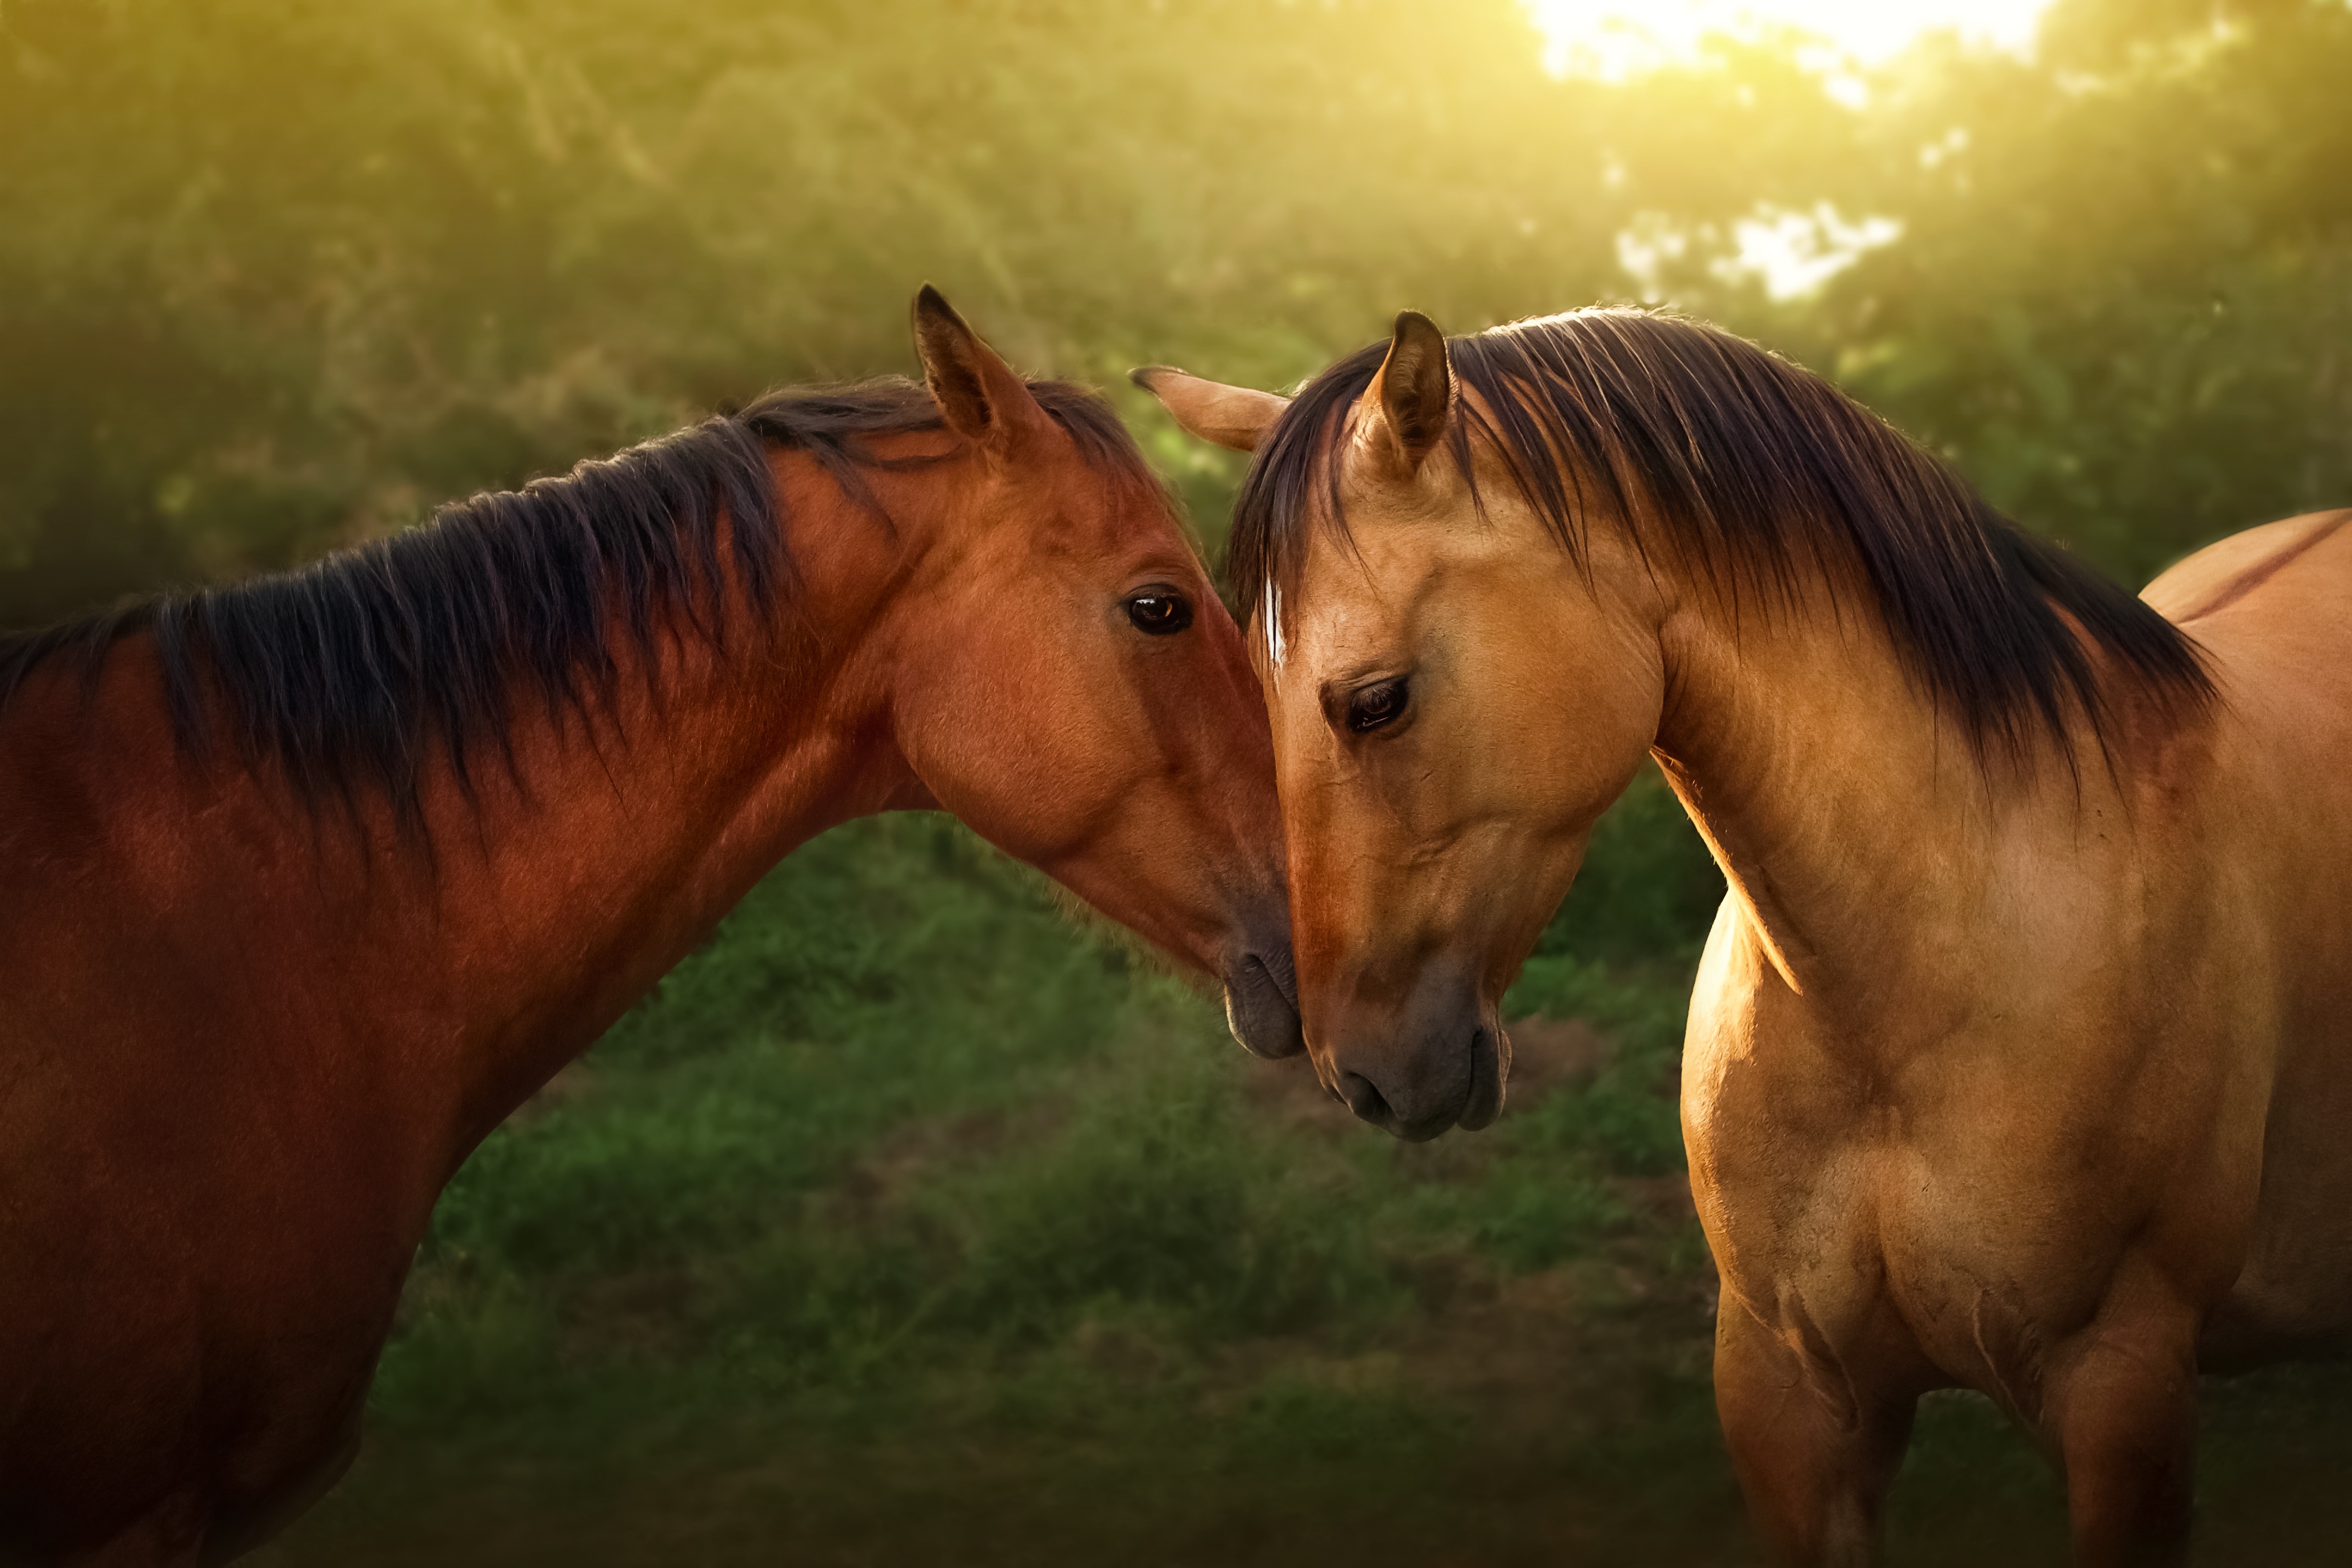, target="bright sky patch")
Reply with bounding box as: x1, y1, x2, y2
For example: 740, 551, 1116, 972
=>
1527, 0, 2051, 79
